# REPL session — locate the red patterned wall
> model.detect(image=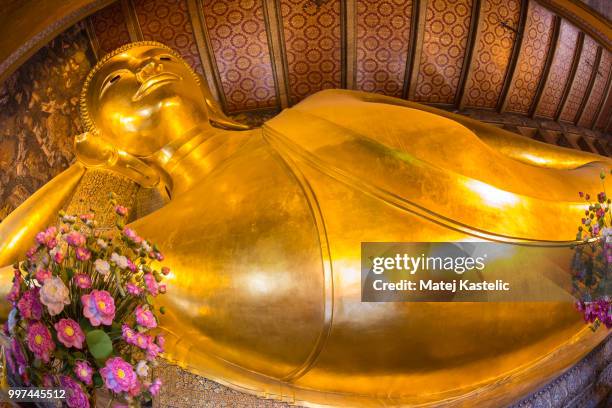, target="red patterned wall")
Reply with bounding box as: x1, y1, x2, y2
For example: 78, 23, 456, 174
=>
504, 1, 555, 114
90, 2, 132, 55
201, 0, 277, 111
559, 35, 598, 122
414, 0, 473, 104
355, 0, 412, 97
463, 0, 520, 108
534, 19, 579, 119
133, 0, 204, 75
578, 50, 611, 128
279, 0, 341, 105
